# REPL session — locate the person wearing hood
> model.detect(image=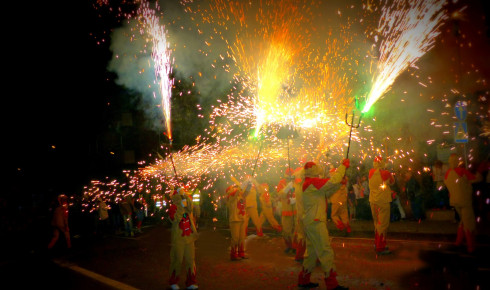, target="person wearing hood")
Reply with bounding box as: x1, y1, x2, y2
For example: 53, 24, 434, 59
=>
277, 167, 298, 254
368, 156, 395, 255
290, 167, 306, 262
243, 176, 264, 237
444, 153, 482, 253
297, 159, 350, 290
226, 184, 248, 260
257, 182, 282, 233
168, 187, 199, 290
329, 170, 351, 236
